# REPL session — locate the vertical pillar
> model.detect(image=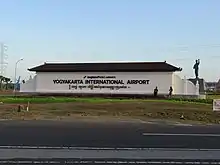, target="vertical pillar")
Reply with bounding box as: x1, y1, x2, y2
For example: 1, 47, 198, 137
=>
195, 79, 200, 95
184, 76, 187, 95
